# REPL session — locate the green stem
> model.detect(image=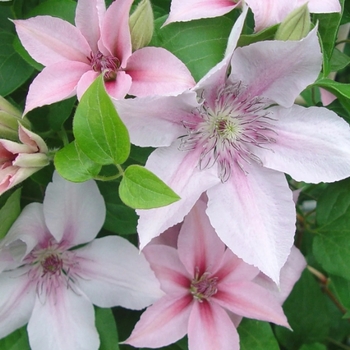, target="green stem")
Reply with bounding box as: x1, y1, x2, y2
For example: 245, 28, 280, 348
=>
335, 39, 350, 45
57, 128, 69, 146
94, 164, 124, 182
